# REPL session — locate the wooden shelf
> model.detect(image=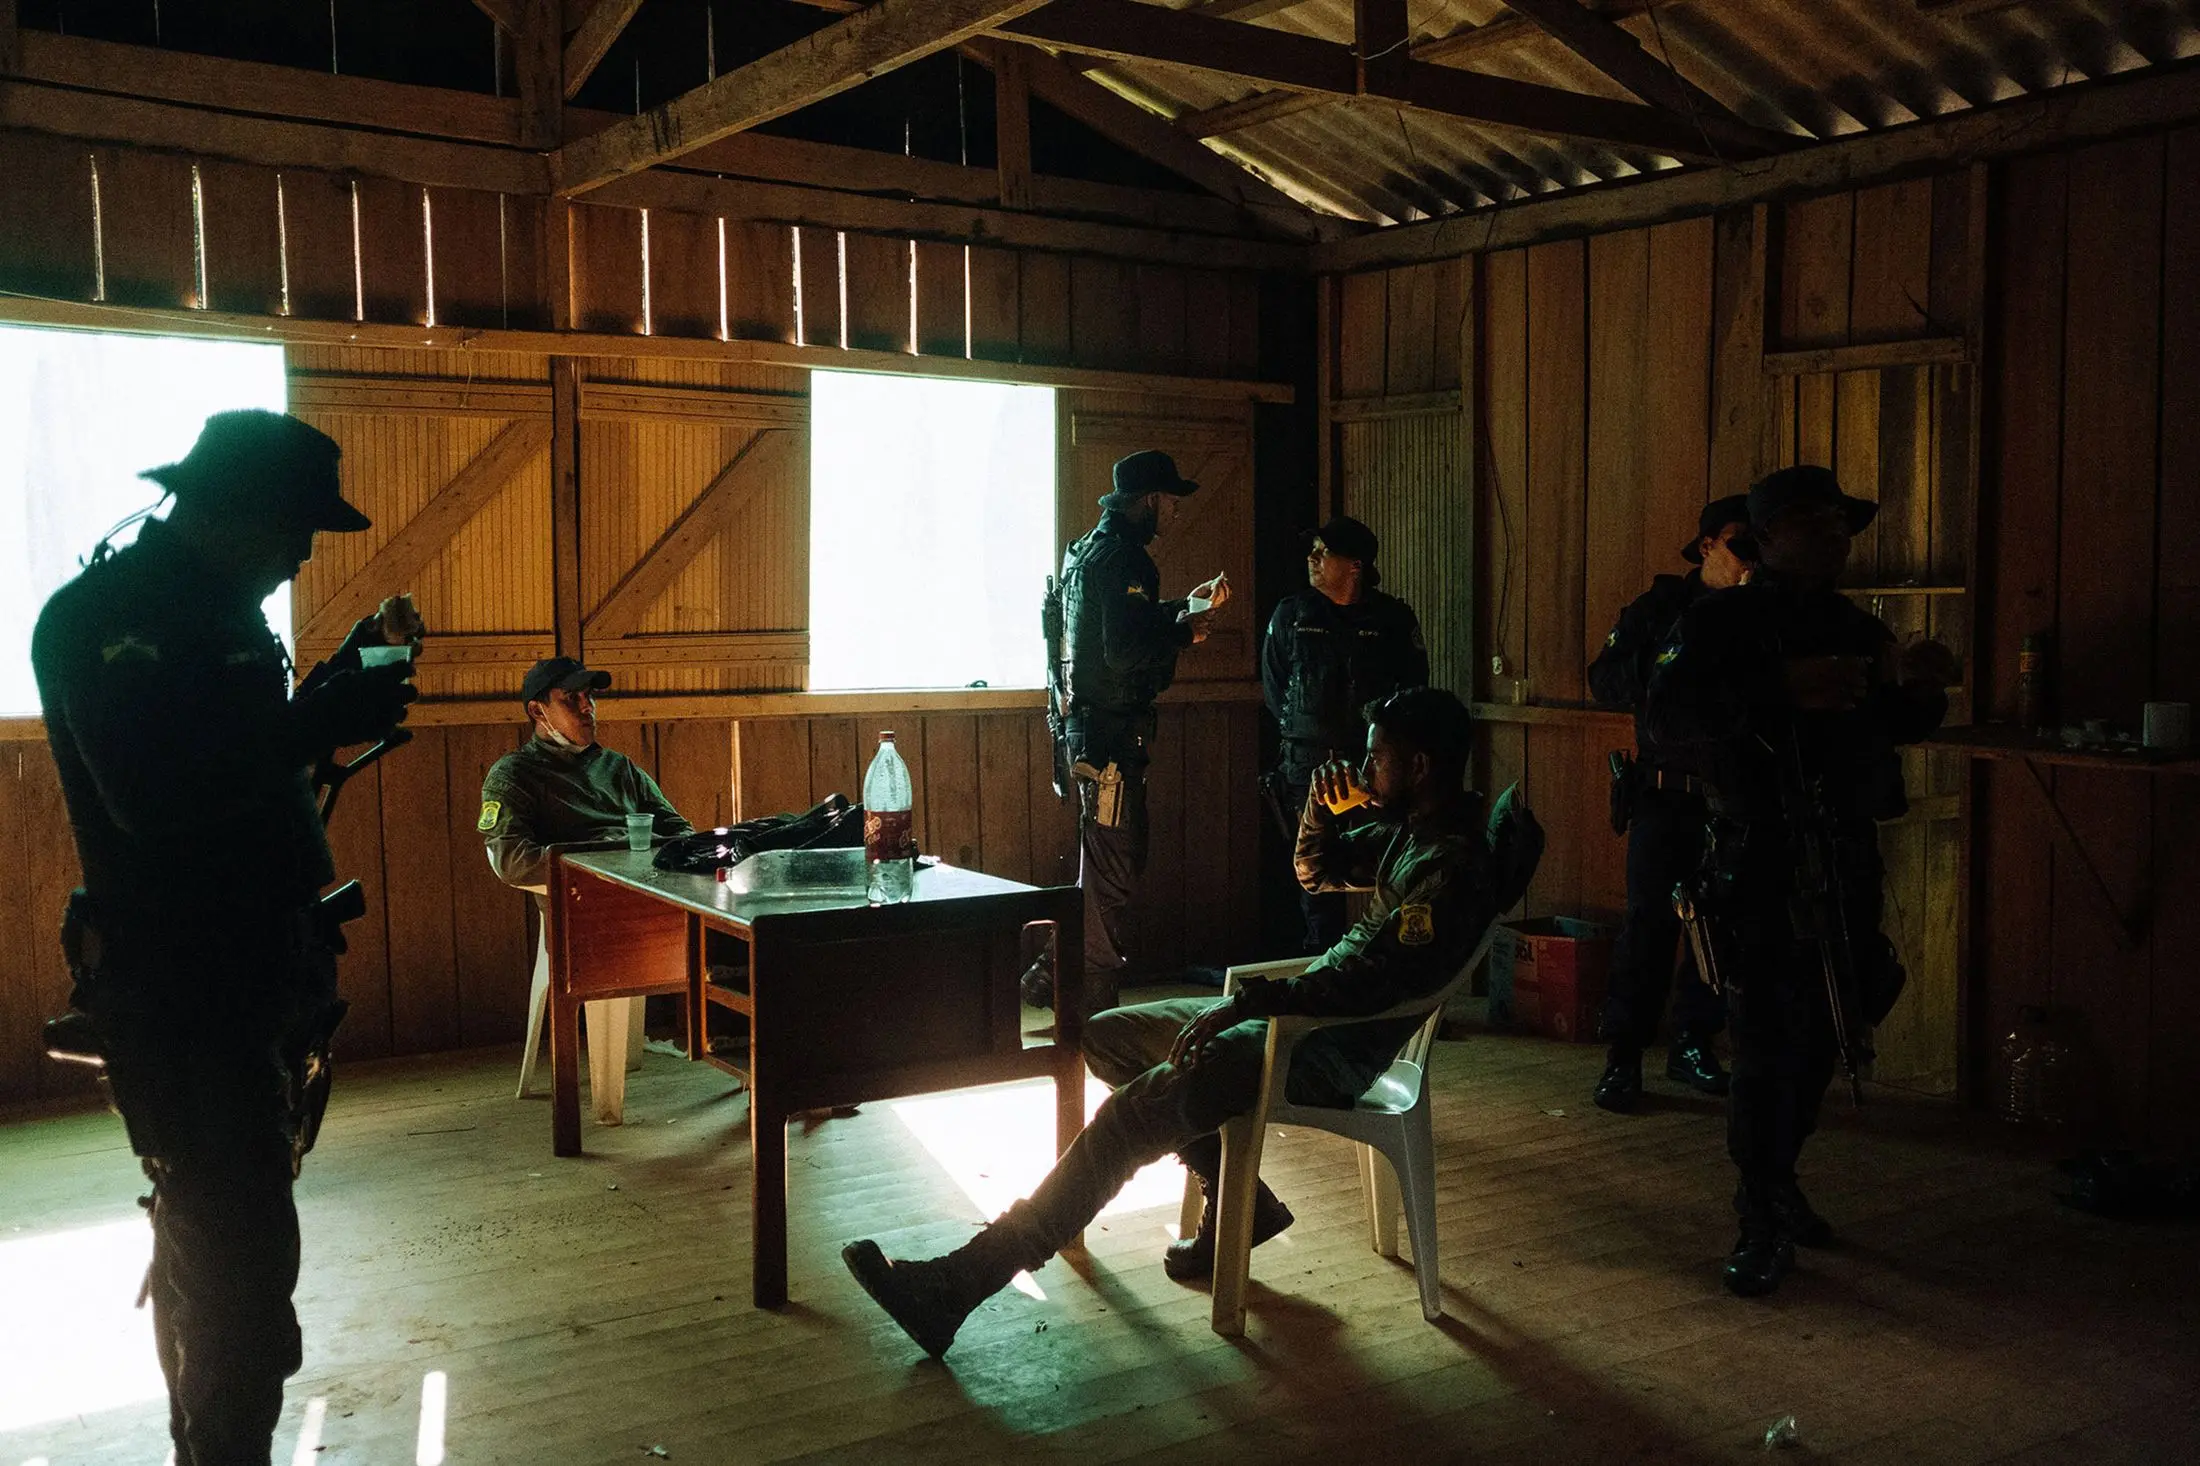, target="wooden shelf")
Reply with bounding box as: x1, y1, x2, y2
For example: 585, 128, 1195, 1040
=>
1924, 724, 2200, 774
1762, 335, 1969, 376
1470, 701, 1634, 731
